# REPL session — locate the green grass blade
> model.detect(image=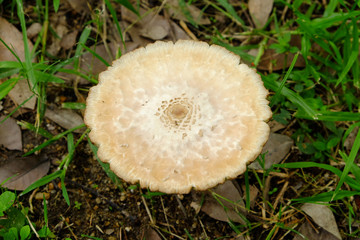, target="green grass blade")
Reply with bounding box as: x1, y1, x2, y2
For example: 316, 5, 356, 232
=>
216, 0, 245, 26
0, 77, 18, 101
274, 162, 360, 191
53, 0, 60, 12
292, 190, 359, 203
23, 124, 86, 157
114, 0, 139, 16
80, 43, 111, 67
333, 129, 360, 200
73, 26, 92, 69
270, 52, 299, 107
262, 75, 319, 120
105, 0, 125, 47
61, 102, 86, 110
20, 170, 62, 196
16, 0, 37, 93
17, 120, 53, 138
